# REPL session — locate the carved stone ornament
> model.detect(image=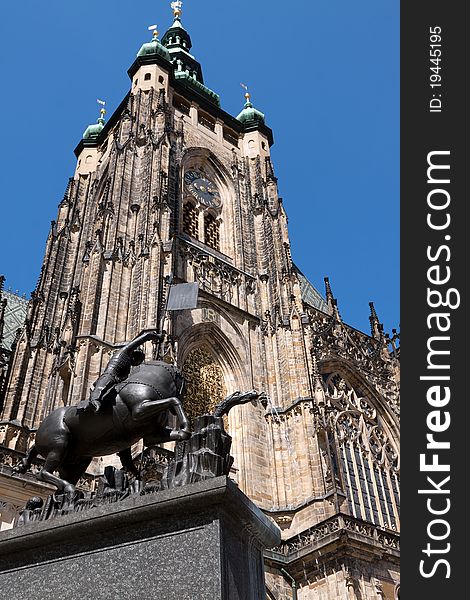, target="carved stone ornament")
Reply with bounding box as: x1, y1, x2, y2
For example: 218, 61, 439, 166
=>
307, 307, 400, 417
270, 513, 400, 558
312, 373, 399, 474
180, 241, 255, 304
